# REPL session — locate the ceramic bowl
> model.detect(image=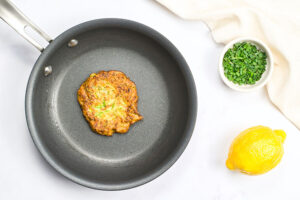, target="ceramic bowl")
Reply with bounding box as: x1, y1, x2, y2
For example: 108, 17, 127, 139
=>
219, 37, 273, 92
